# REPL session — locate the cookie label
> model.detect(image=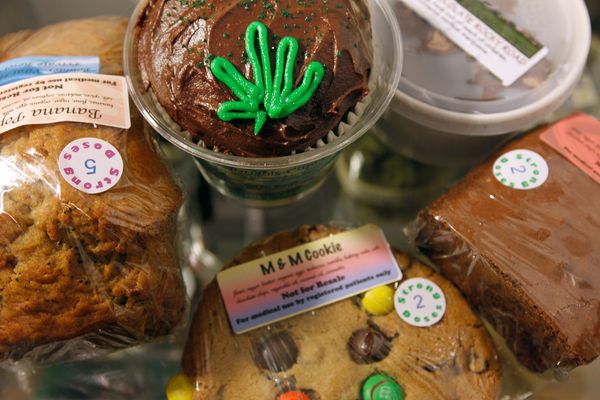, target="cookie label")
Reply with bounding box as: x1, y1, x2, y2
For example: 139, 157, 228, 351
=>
394, 278, 446, 327
58, 138, 123, 194
401, 0, 548, 86
493, 149, 549, 190
217, 225, 403, 334
0, 73, 131, 135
